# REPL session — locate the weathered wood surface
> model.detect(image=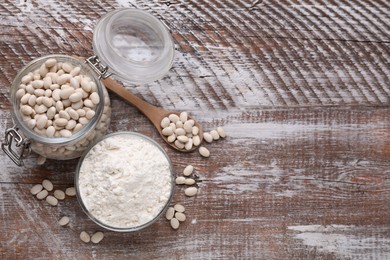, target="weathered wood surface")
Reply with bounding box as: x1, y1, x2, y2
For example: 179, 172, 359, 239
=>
1, 0, 389, 259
